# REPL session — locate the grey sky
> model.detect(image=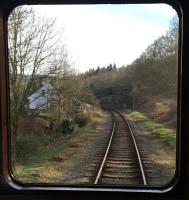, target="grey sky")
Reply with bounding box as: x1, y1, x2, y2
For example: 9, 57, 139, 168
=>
33, 4, 177, 72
